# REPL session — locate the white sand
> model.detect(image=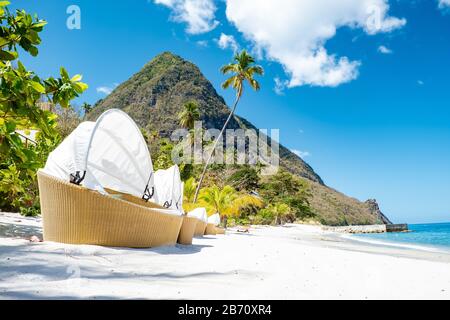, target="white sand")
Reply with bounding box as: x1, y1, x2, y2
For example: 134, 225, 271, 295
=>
1, 212, 450, 300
